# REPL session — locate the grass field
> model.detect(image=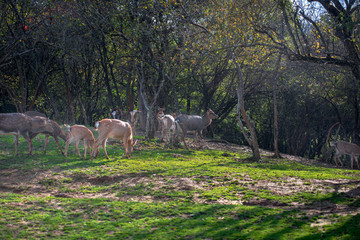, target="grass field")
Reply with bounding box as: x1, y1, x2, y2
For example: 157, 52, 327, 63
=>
0, 134, 359, 239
